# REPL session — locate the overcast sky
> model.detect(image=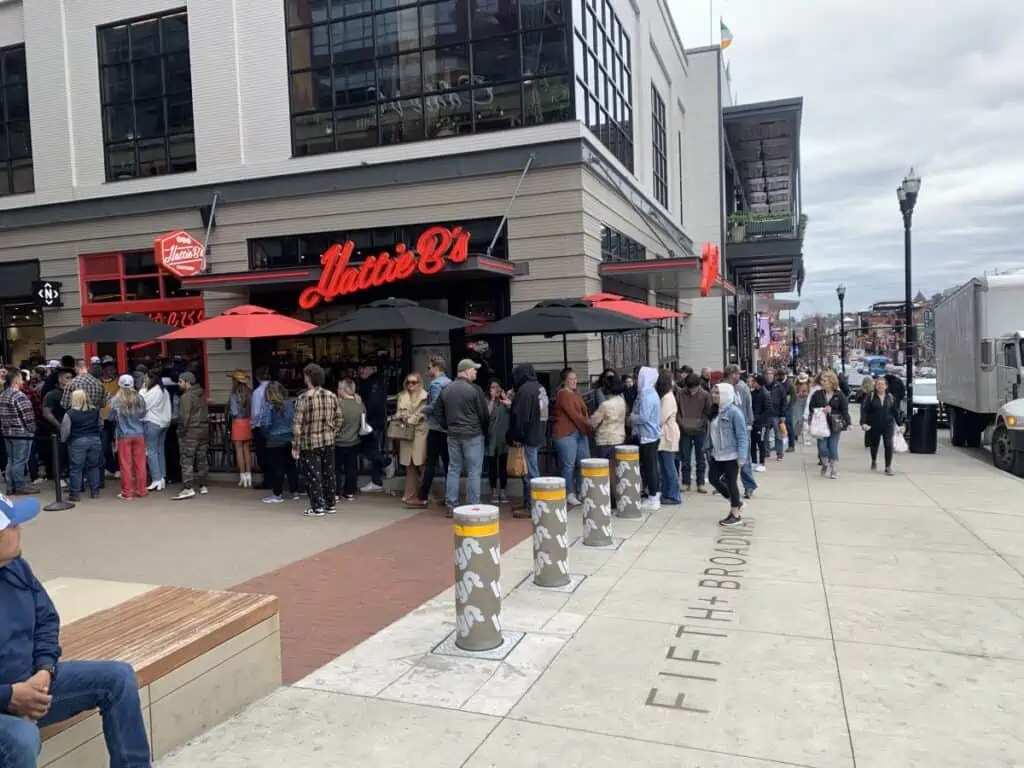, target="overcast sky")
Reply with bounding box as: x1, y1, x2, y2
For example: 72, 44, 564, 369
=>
667, 0, 1024, 316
